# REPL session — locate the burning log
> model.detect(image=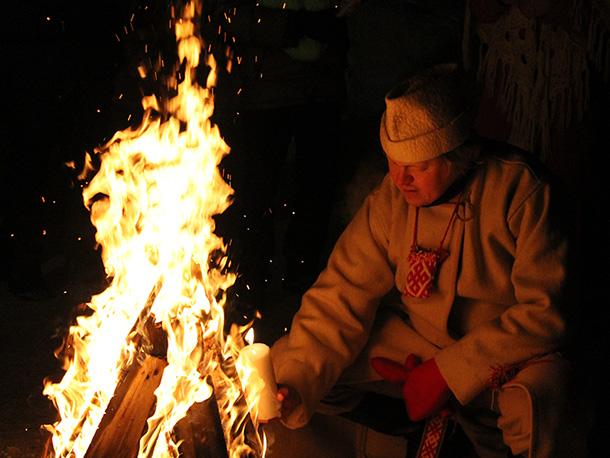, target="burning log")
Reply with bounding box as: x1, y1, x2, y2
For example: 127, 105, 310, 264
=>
76, 286, 168, 458
41, 348, 168, 458
42, 319, 262, 458
210, 345, 264, 458
79, 353, 250, 458
173, 394, 228, 458
42, 278, 262, 458
173, 345, 264, 458
43, 282, 264, 458
83, 354, 167, 458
